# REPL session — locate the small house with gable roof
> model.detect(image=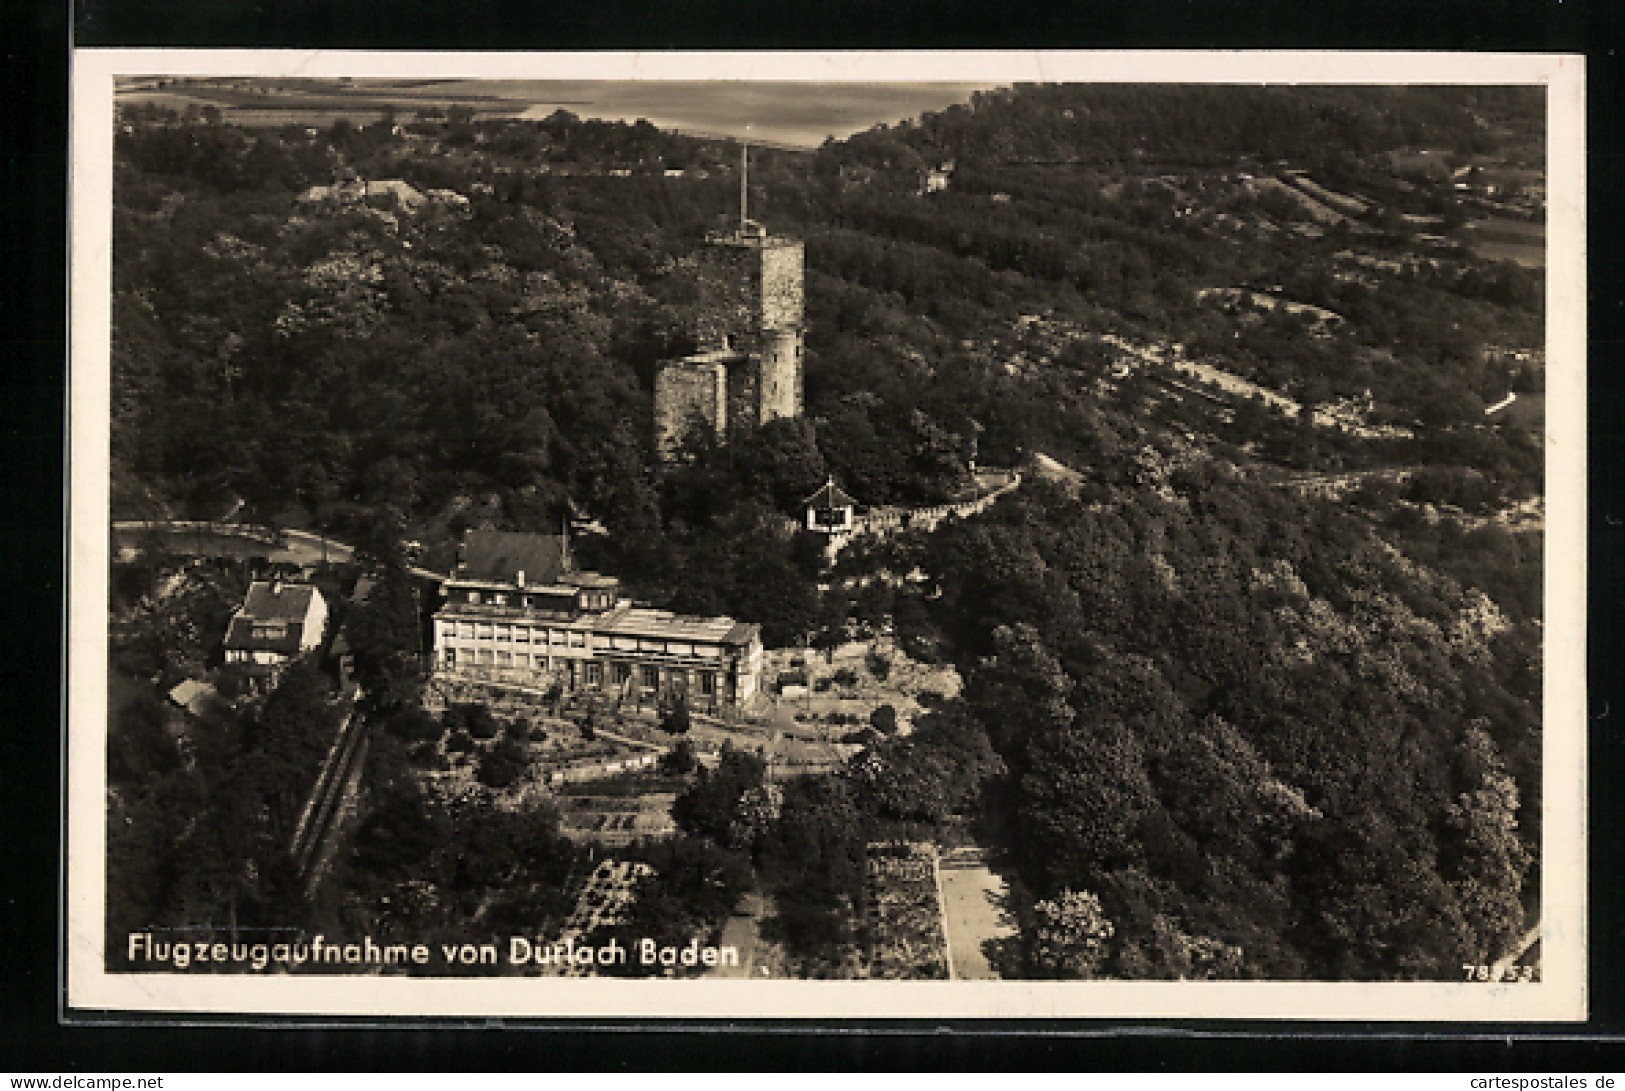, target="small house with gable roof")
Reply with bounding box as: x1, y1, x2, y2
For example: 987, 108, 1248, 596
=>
804, 477, 857, 536
223, 581, 329, 678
